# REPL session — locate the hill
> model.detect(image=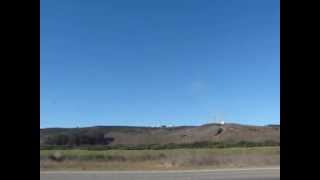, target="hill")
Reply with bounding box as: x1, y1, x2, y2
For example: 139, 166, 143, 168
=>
40, 123, 280, 147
